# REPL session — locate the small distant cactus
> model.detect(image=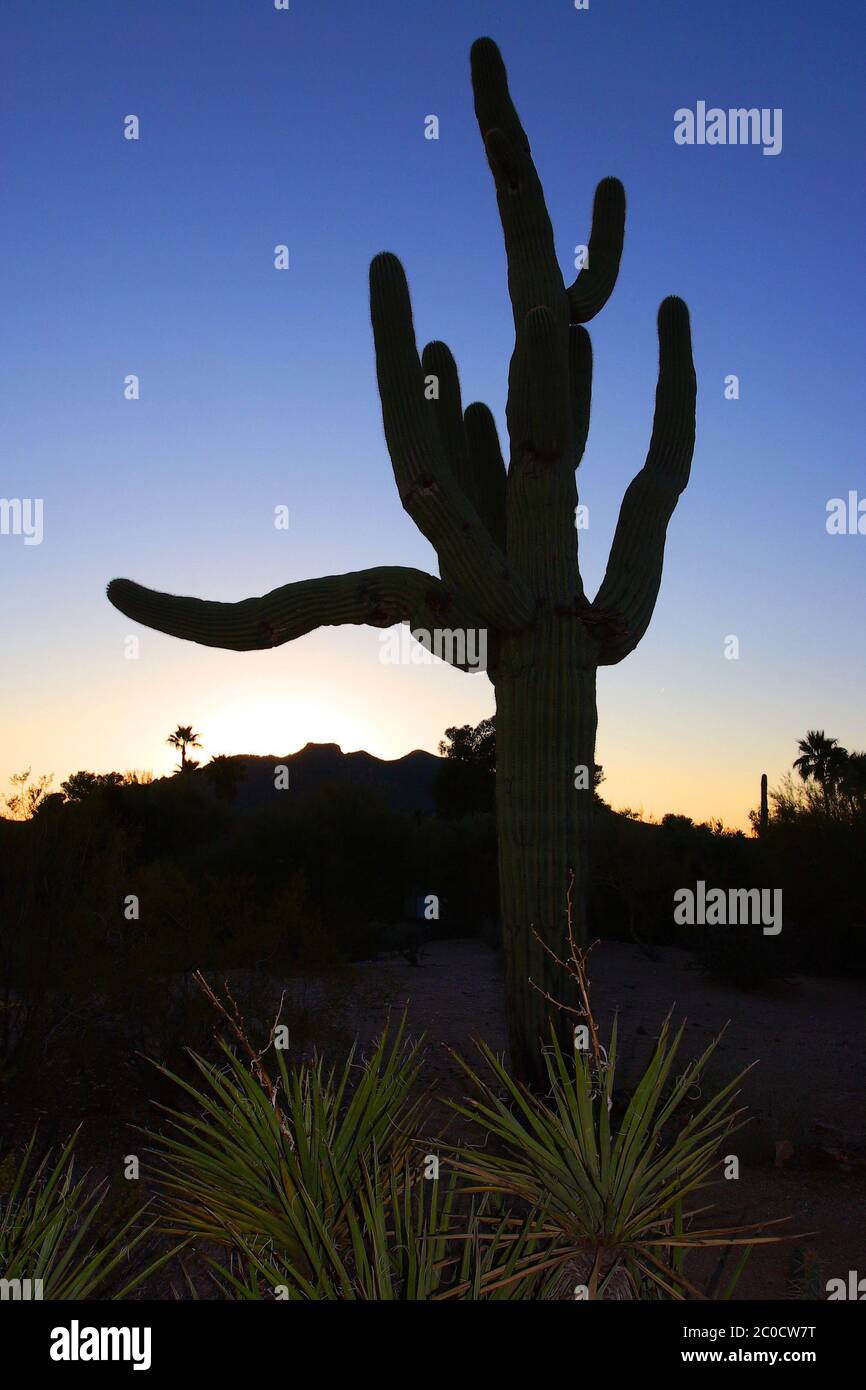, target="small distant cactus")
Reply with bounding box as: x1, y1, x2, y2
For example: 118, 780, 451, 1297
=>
107, 38, 696, 1080
760, 772, 769, 833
